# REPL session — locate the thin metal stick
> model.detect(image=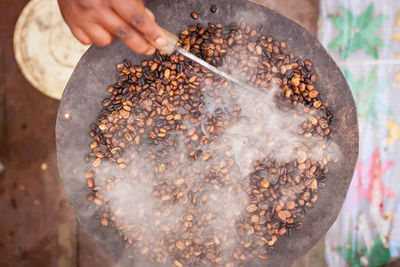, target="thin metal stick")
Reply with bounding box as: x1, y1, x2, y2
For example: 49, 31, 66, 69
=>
177, 47, 259, 92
